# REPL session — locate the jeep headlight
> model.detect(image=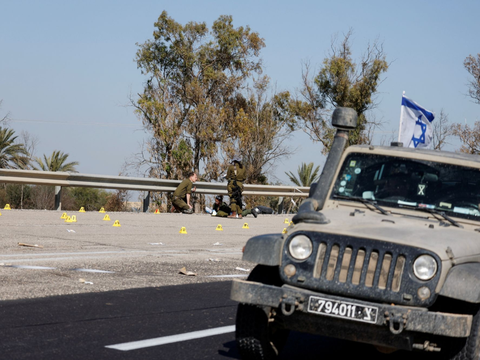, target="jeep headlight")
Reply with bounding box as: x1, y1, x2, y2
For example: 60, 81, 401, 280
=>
413, 255, 437, 280
288, 235, 313, 260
